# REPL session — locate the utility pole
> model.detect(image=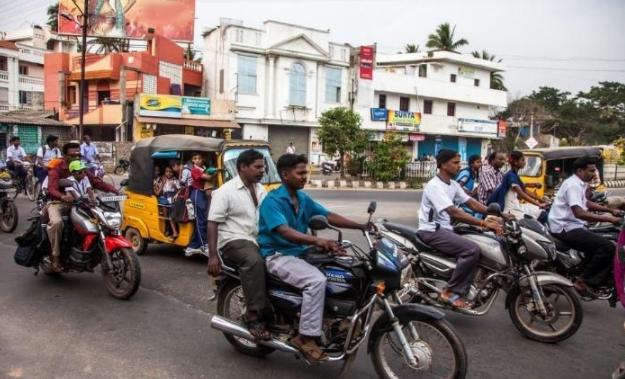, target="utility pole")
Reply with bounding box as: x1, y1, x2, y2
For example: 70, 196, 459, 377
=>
78, 0, 89, 140
529, 112, 534, 139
